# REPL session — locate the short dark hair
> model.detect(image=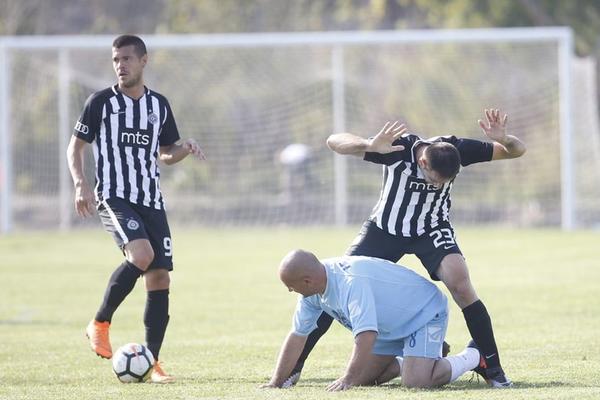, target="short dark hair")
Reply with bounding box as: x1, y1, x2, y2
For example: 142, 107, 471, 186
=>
112, 34, 147, 58
425, 142, 461, 180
